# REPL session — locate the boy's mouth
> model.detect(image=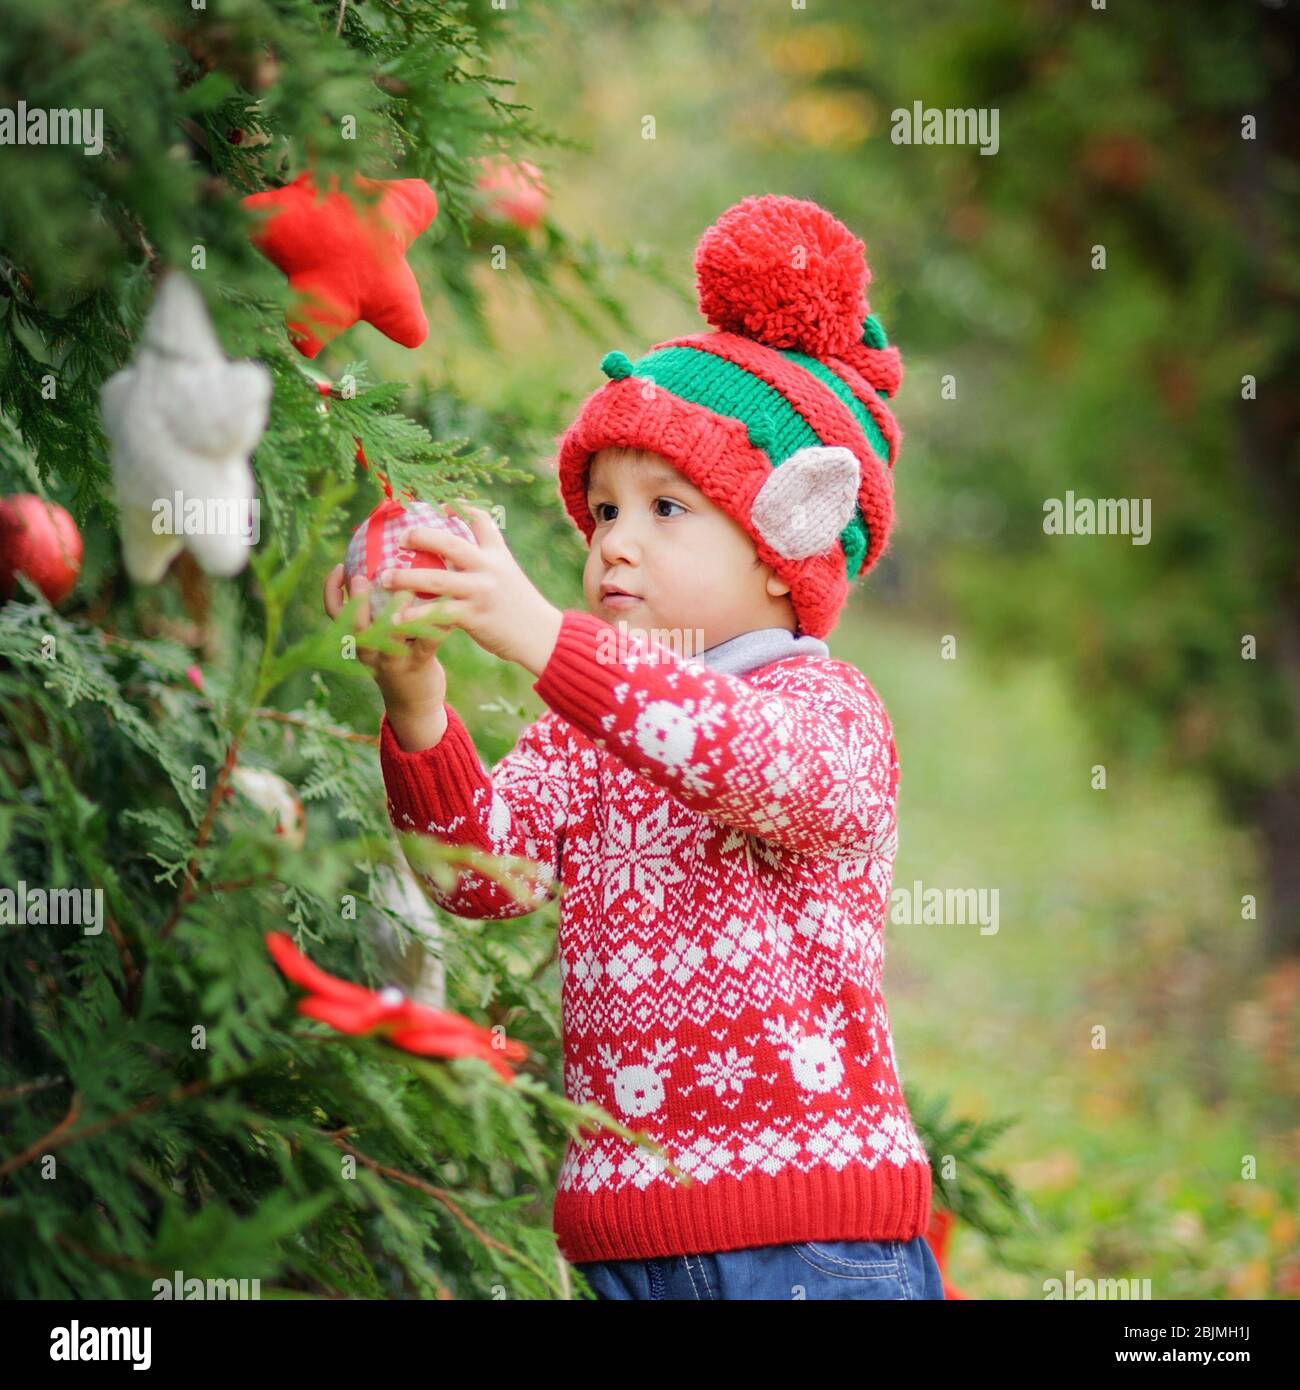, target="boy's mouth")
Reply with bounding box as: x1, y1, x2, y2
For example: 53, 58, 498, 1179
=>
599, 581, 641, 609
